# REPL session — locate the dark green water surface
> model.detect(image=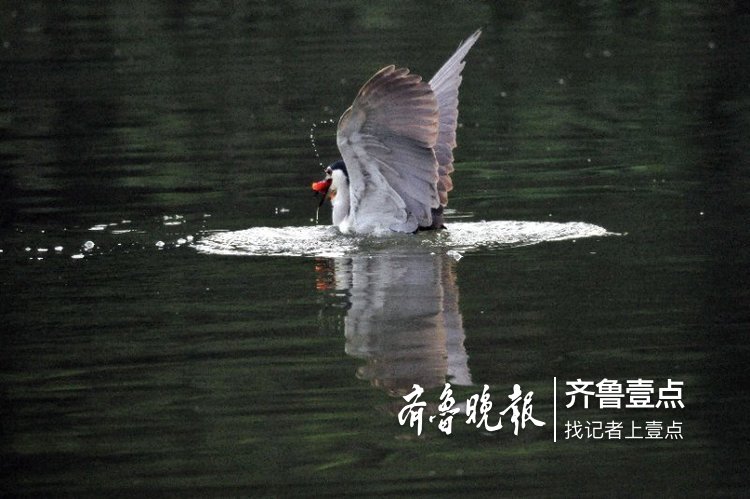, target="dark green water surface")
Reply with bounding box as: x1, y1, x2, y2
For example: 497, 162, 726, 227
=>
1, 1, 748, 496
